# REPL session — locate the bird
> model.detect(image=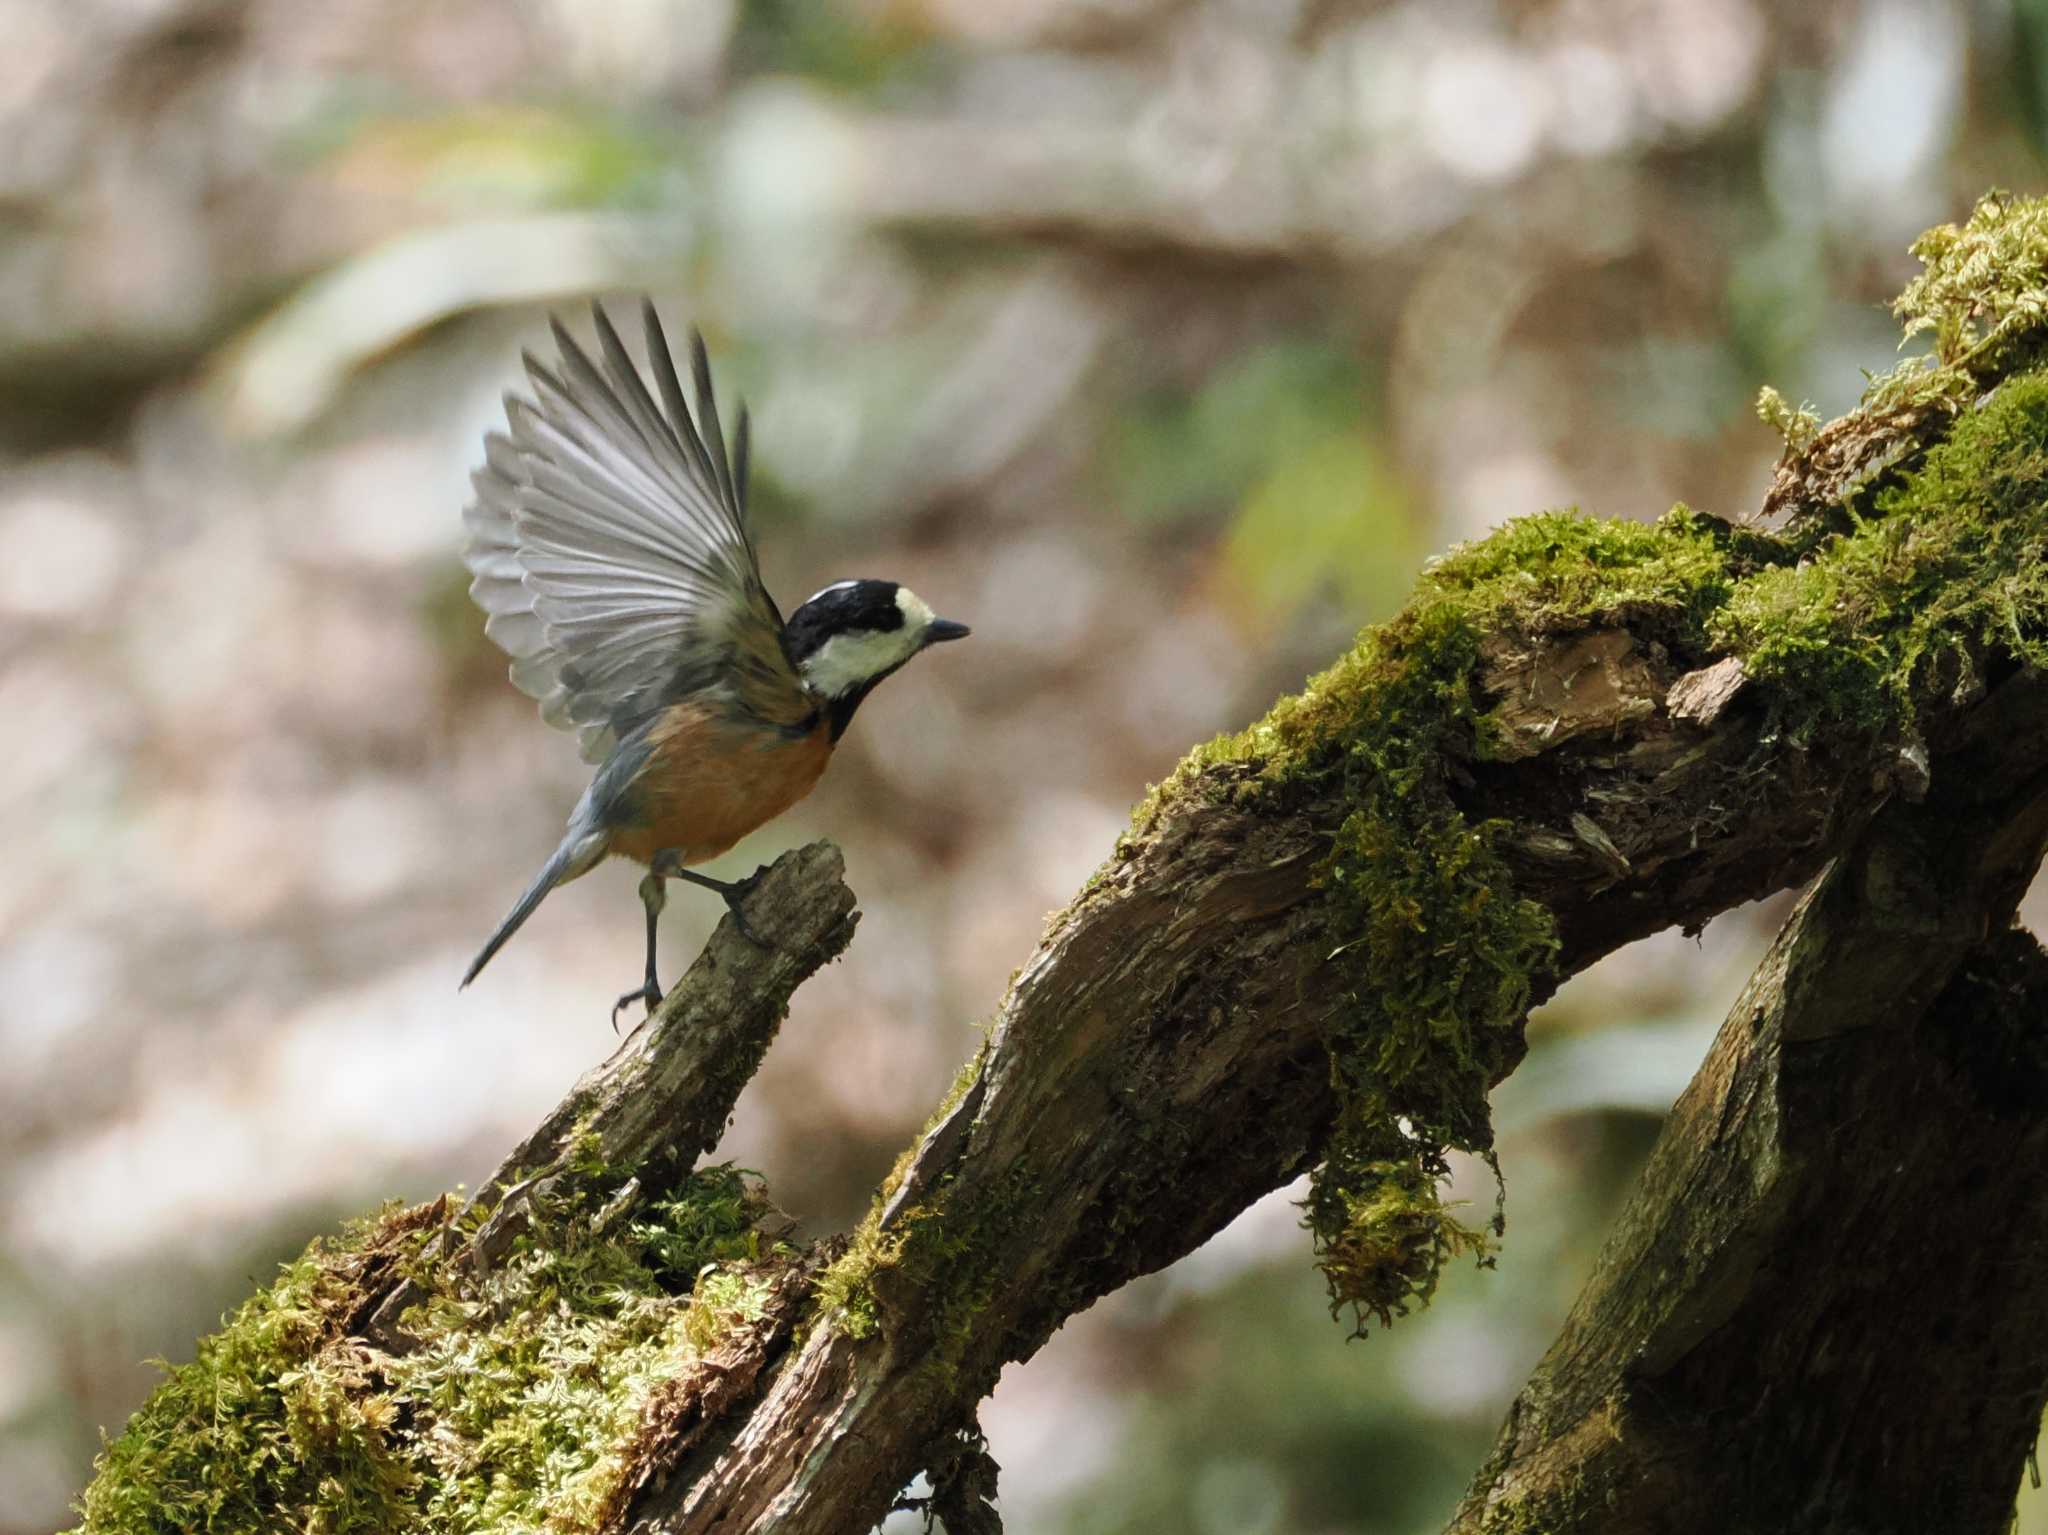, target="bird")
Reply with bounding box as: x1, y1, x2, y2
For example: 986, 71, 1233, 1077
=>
458, 300, 969, 1023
